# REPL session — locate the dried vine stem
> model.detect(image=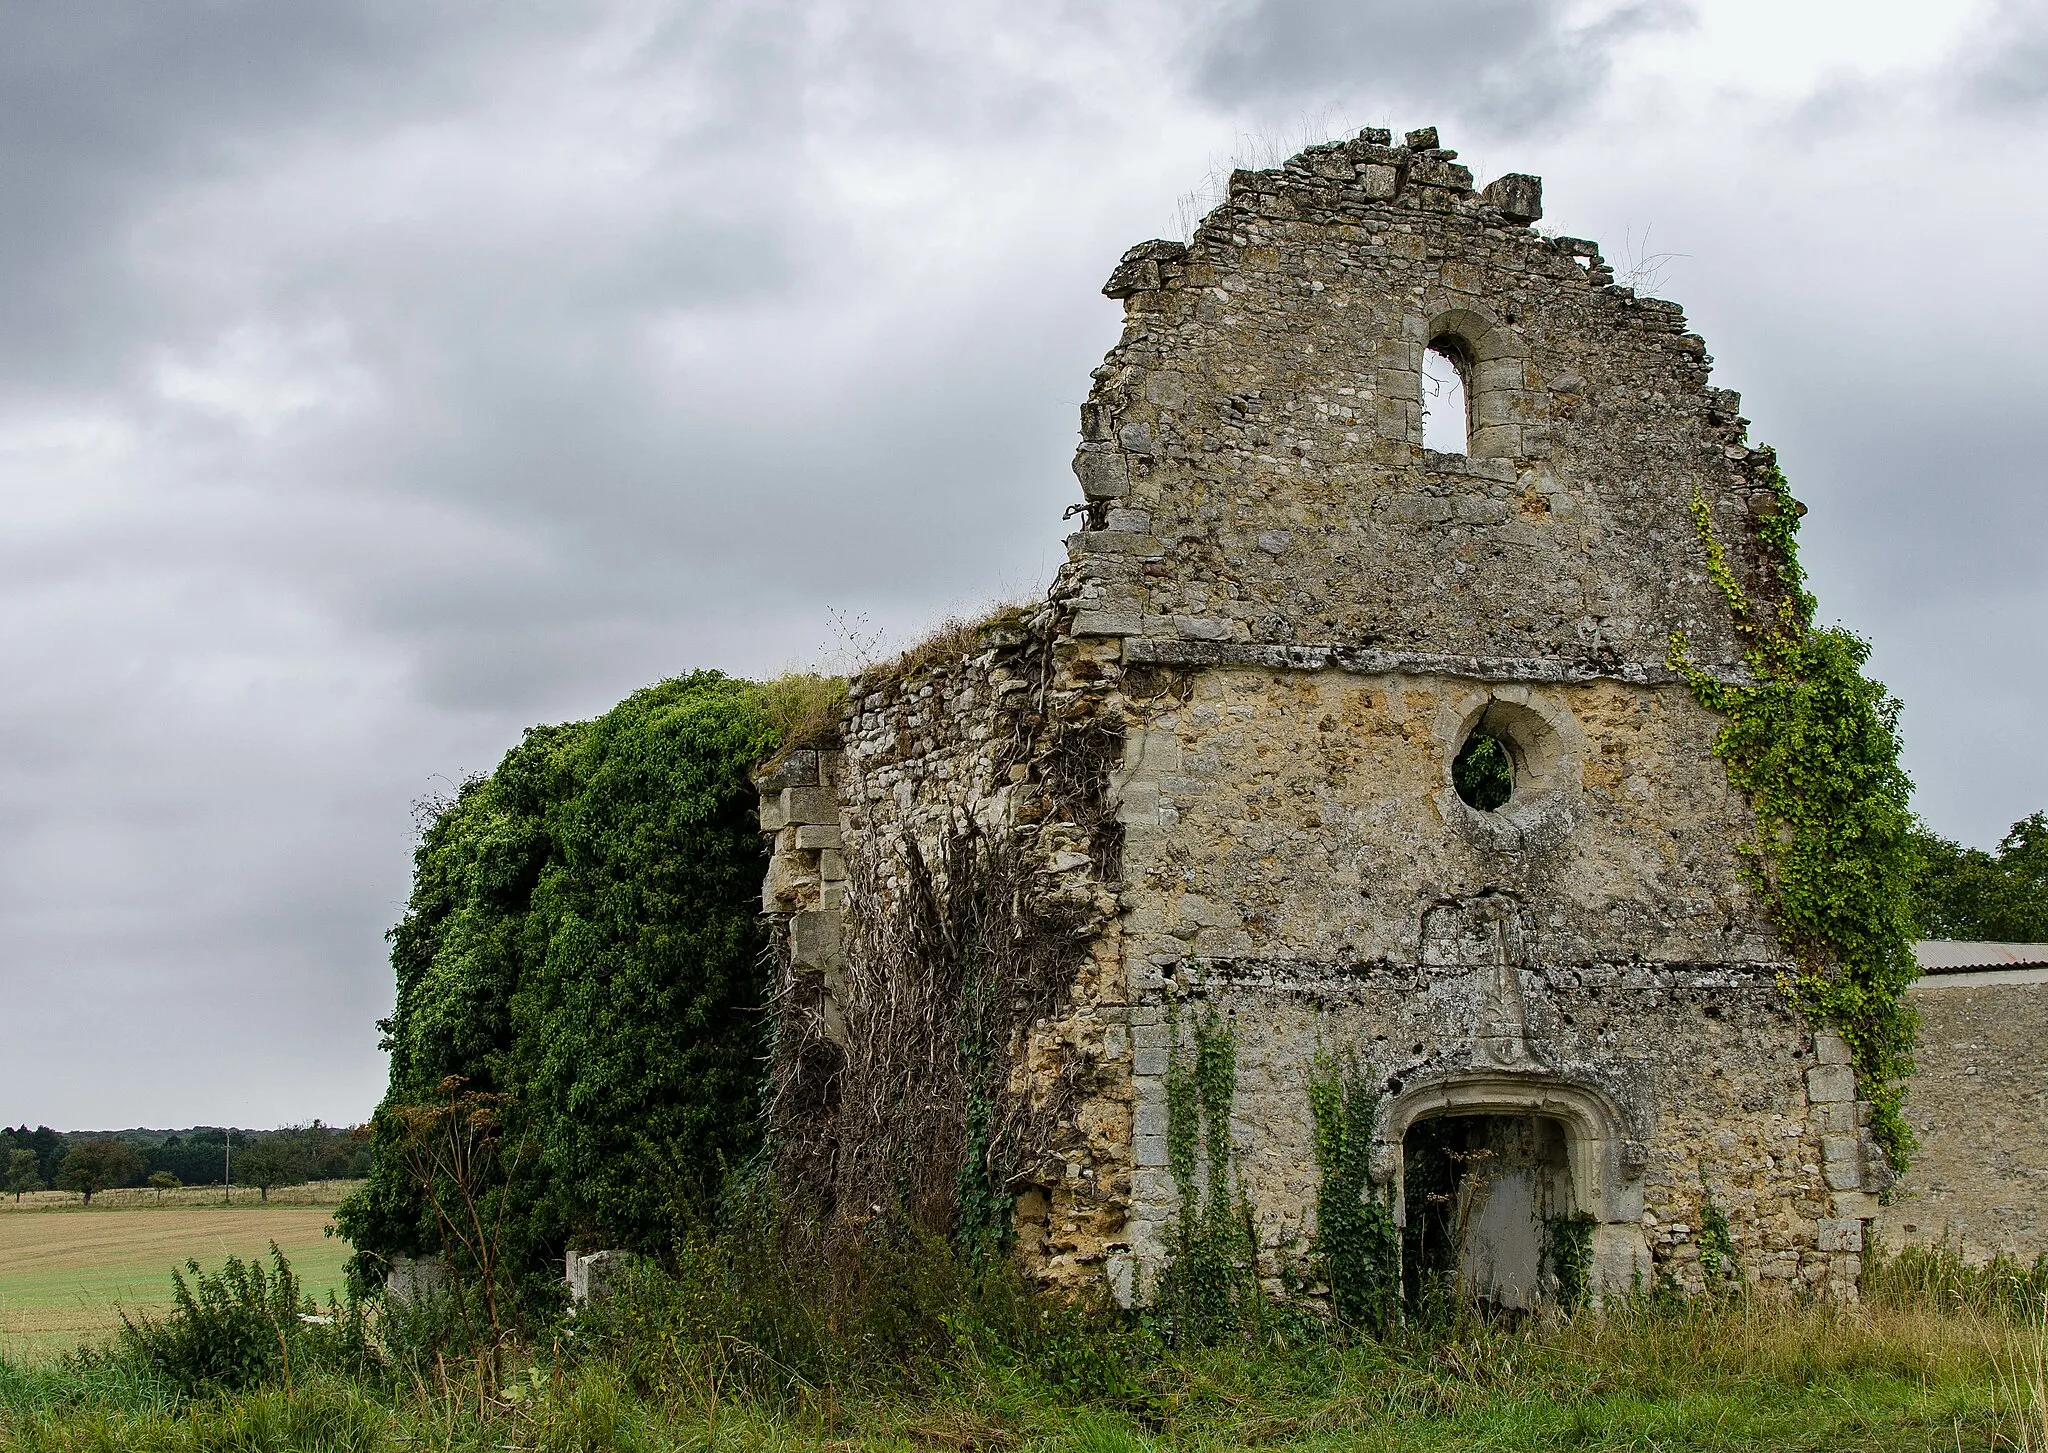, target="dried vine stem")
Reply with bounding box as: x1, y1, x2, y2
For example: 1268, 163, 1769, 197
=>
768, 816, 1088, 1244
